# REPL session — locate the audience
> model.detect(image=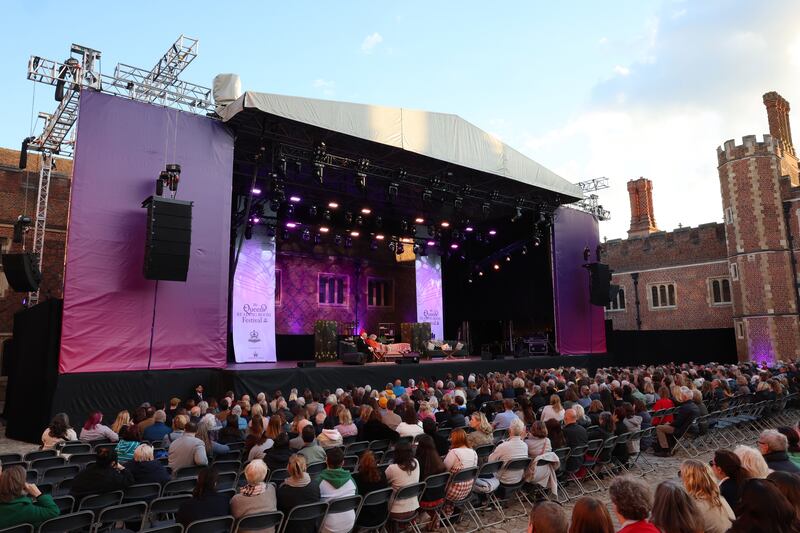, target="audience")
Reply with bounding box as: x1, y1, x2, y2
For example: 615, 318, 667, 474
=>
650, 480, 703, 533
231, 459, 278, 532
141, 410, 171, 442
467, 411, 494, 448
541, 394, 565, 423
334, 408, 358, 438
734, 444, 771, 478
263, 432, 292, 472
318, 447, 358, 533
758, 429, 800, 473
568, 496, 614, 533
0, 465, 59, 529
608, 476, 659, 533
396, 405, 424, 438
476, 418, 528, 493
176, 467, 231, 527
416, 434, 447, 530
125, 443, 170, 485
655, 387, 699, 456
276, 455, 321, 533
167, 421, 208, 475
728, 478, 800, 533
79, 410, 119, 442
162, 414, 188, 447
296, 425, 327, 465
679, 459, 734, 533
709, 449, 750, 510
768, 471, 800, 521
528, 500, 568, 533
352, 451, 389, 528
493, 398, 520, 430
41, 413, 77, 450
385, 442, 420, 530
70, 448, 134, 498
